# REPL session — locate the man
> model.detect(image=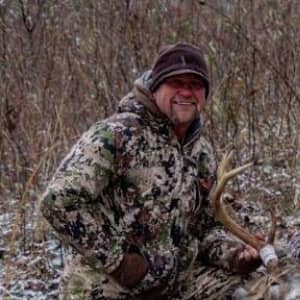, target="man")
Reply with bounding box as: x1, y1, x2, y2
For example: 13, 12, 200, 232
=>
41, 43, 261, 299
